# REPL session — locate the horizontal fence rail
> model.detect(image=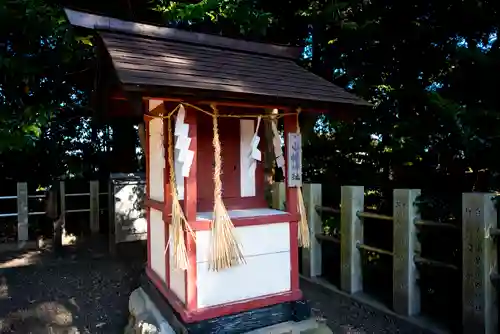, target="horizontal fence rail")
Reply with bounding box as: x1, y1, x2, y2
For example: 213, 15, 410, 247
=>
315, 233, 340, 244
414, 218, 460, 230
66, 208, 91, 213
65, 192, 90, 197
273, 182, 498, 334
0, 194, 19, 219
315, 205, 340, 214
0, 196, 17, 200
357, 243, 393, 257
357, 211, 393, 221
414, 256, 459, 271
28, 211, 45, 216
